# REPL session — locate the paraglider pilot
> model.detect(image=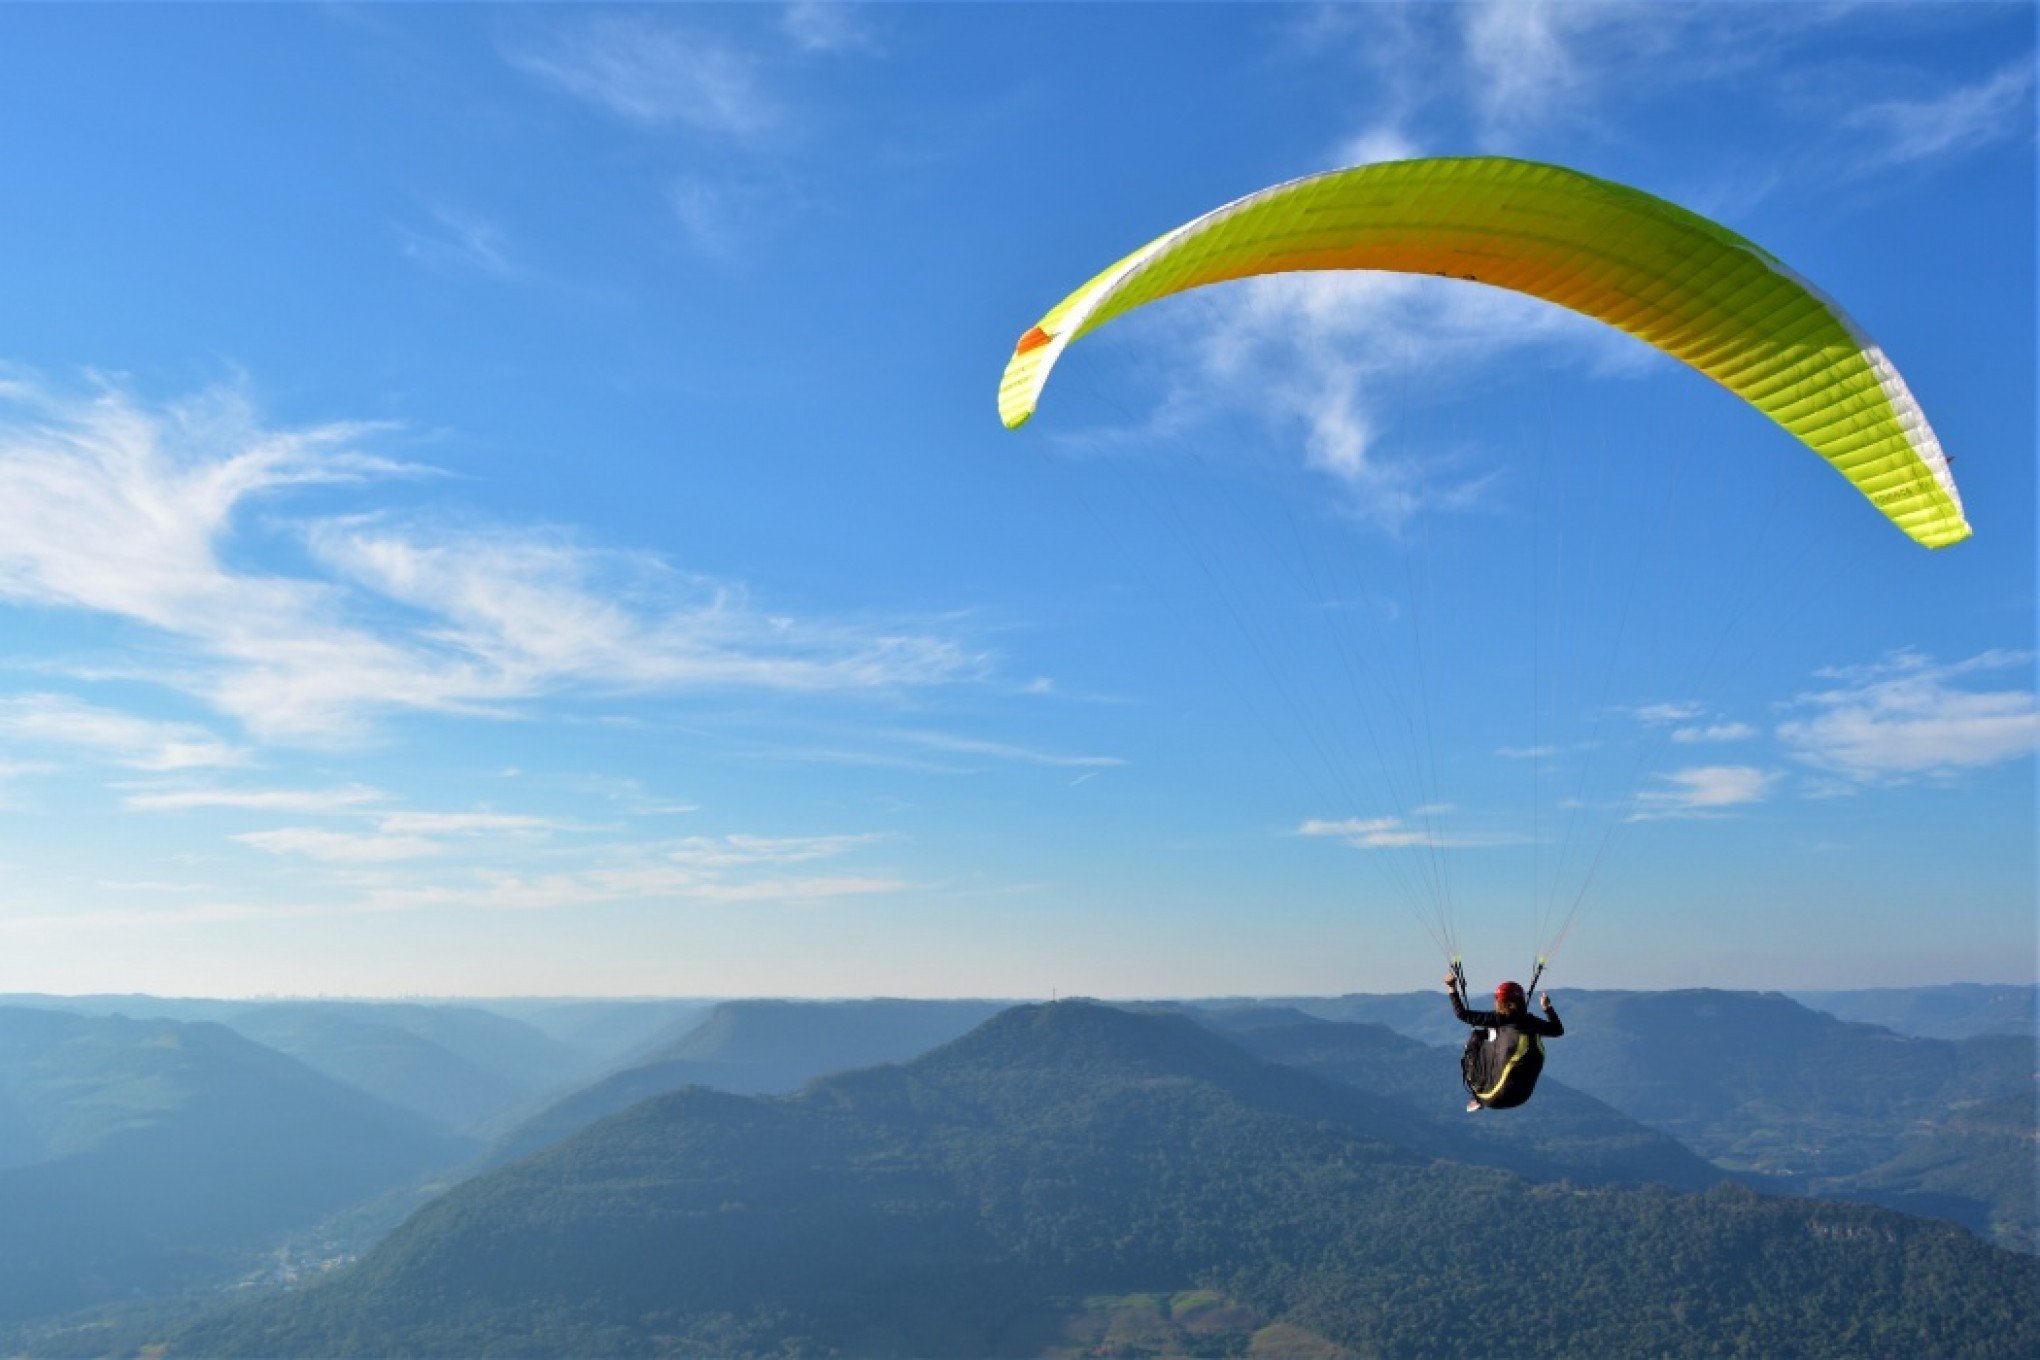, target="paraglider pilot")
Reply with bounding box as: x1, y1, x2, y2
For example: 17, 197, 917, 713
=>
1445, 973, 1563, 1112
